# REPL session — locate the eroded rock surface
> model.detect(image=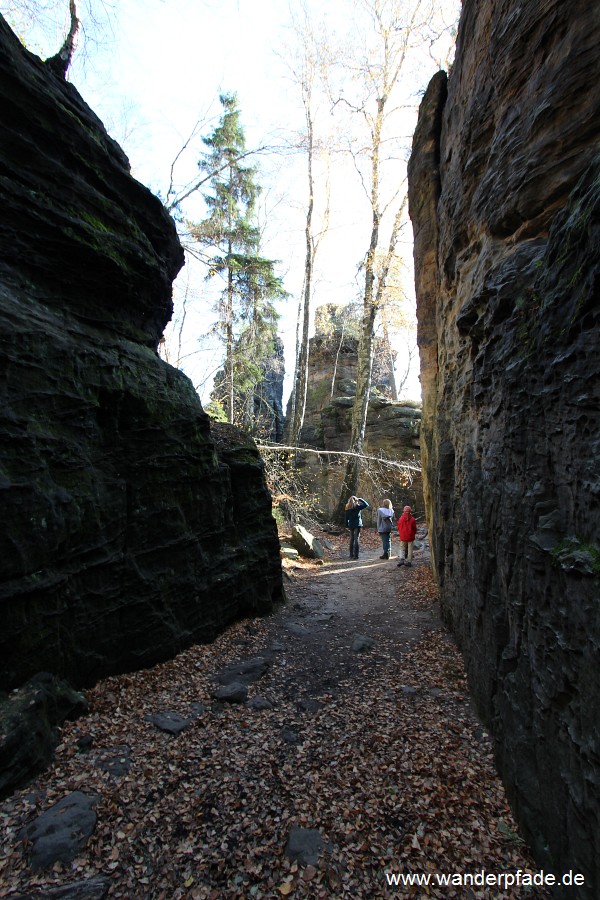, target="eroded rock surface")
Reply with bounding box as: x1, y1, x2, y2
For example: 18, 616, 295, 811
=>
19, 791, 99, 872
296, 322, 421, 457
408, 0, 600, 887
286, 304, 423, 520
0, 16, 283, 694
